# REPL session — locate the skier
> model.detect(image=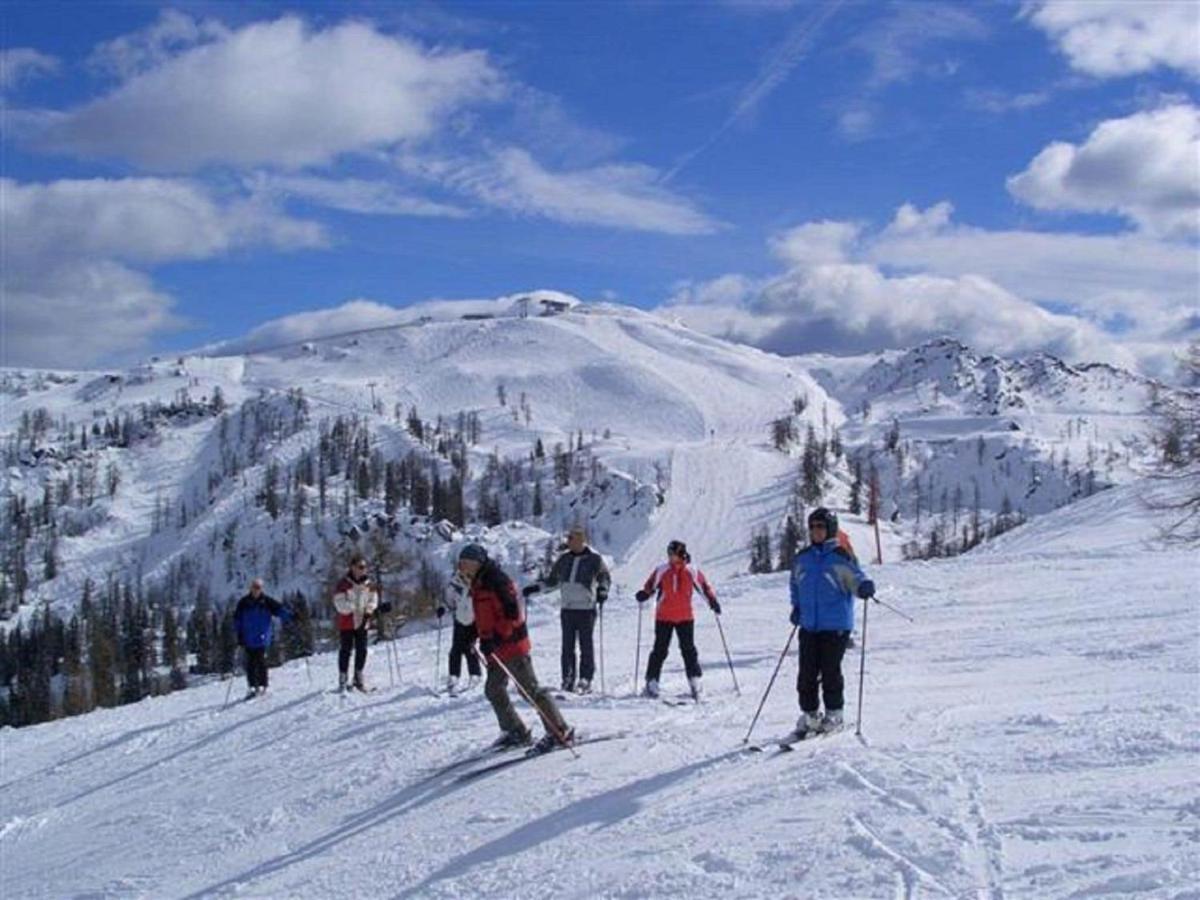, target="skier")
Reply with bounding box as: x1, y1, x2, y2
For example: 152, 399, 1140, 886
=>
522, 526, 611, 693
233, 578, 293, 698
457, 544, 574, 754
332, 554, 380, 692
635, 540, 720, 699
438, 571, 482, 694
788, 507, 875, 736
